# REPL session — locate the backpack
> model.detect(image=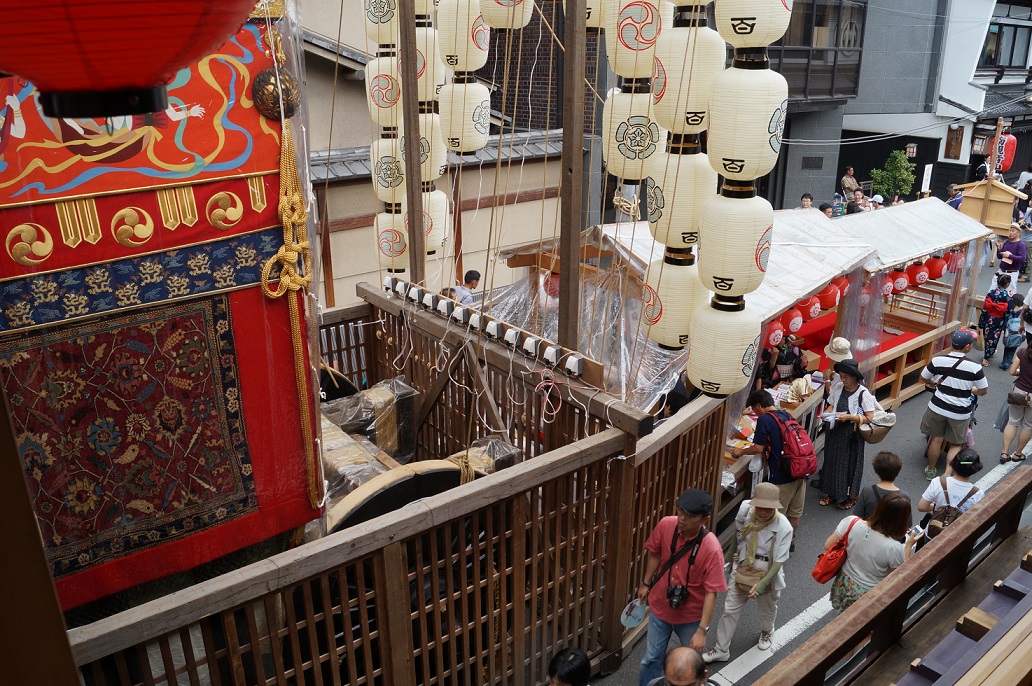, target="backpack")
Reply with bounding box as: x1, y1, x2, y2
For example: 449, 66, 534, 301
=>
767, 411, 818, 480
927, 477, 979, 538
